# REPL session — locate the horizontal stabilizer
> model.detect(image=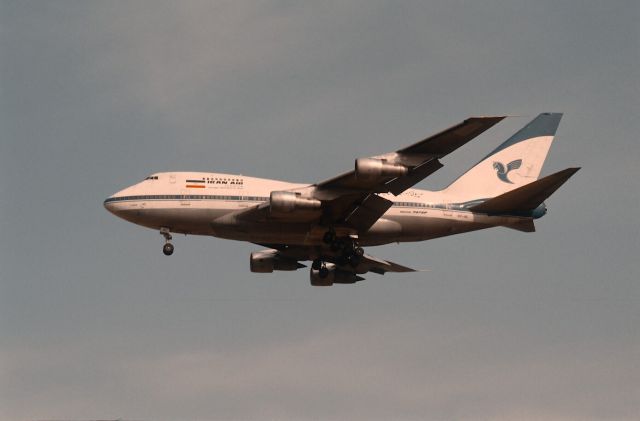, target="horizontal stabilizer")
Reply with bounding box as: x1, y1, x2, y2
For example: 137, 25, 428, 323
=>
504, 219, 536, 232
470, 167, 580, 214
